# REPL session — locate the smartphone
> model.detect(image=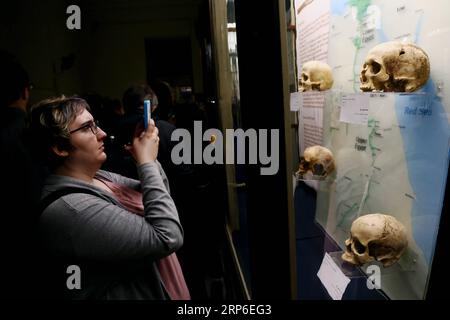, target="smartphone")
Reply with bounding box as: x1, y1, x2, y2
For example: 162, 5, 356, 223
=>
144, 99, 151, 129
